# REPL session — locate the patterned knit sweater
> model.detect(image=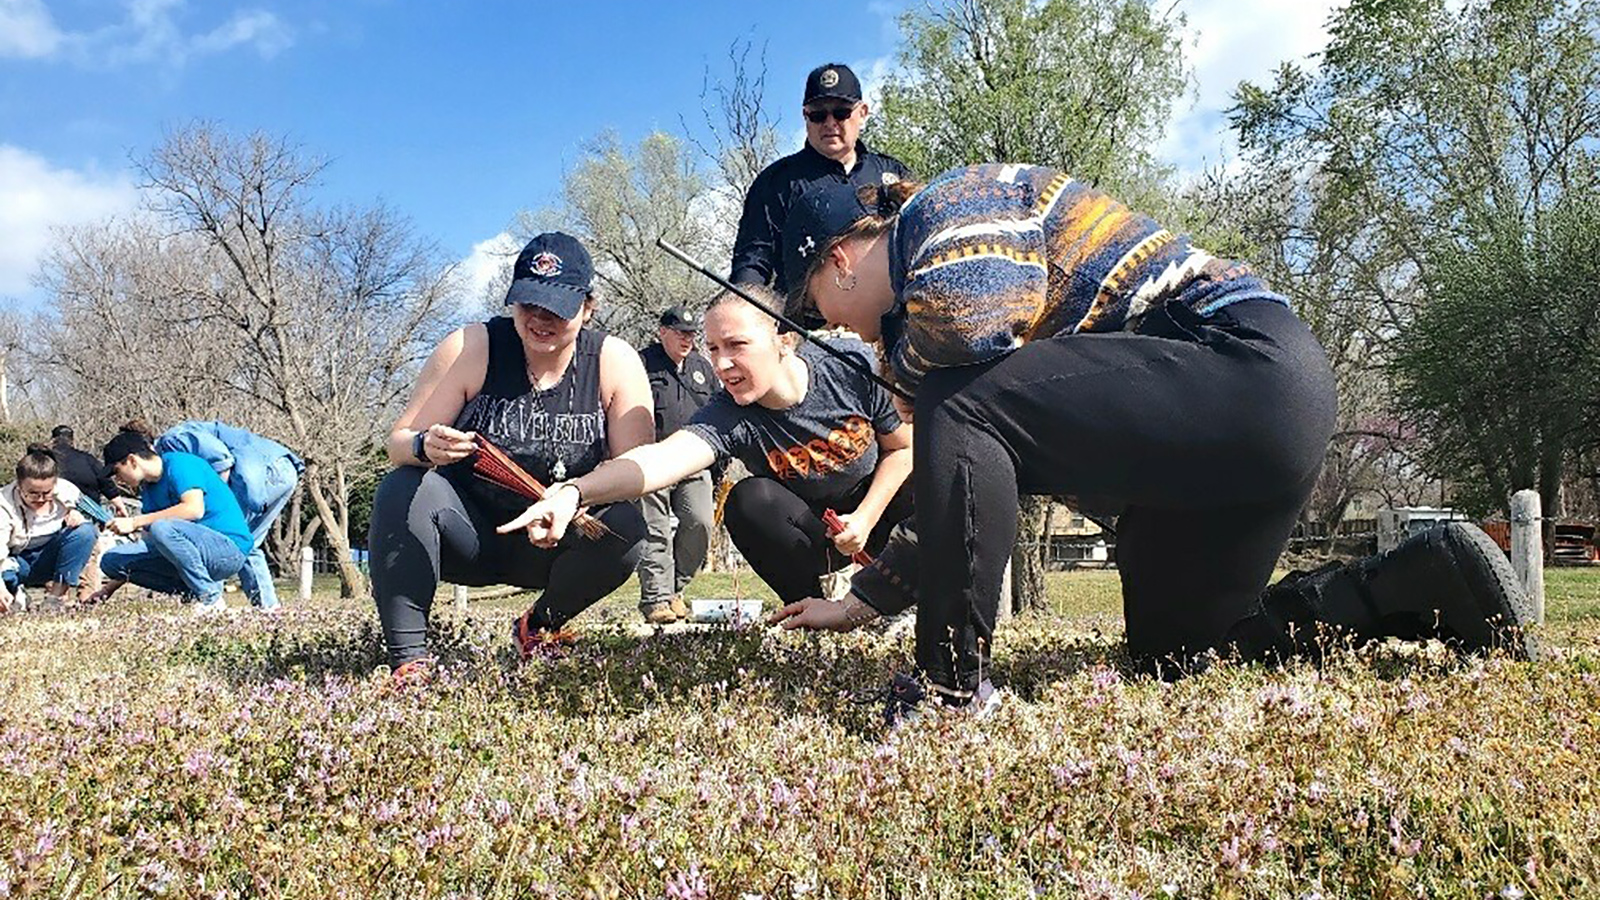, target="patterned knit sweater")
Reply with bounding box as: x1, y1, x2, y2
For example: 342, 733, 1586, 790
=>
885, 164, 1287, 394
